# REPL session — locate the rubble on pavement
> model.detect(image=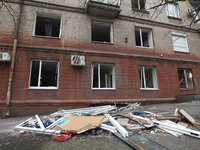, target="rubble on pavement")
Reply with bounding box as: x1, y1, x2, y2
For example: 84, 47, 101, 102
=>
13, 103, 200, 148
